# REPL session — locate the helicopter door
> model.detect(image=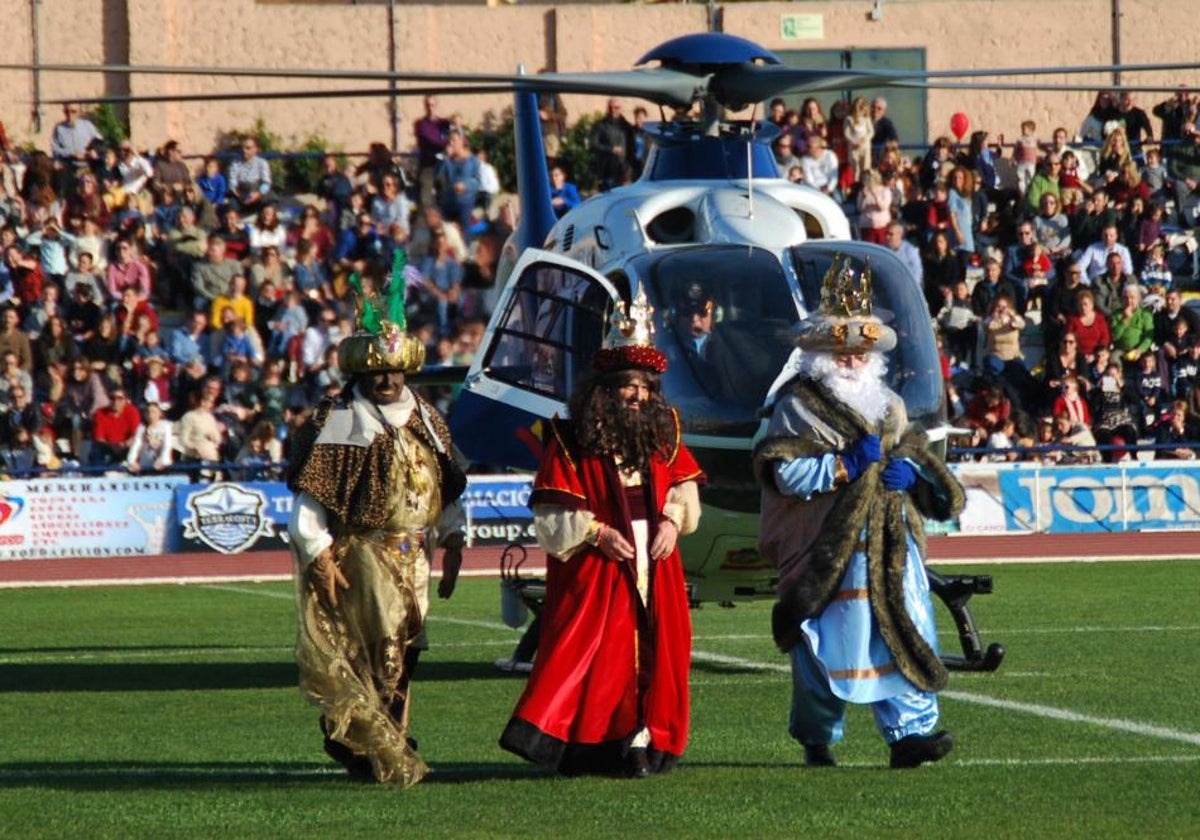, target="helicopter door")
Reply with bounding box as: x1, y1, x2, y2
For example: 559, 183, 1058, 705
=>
451, 249, 621, 469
